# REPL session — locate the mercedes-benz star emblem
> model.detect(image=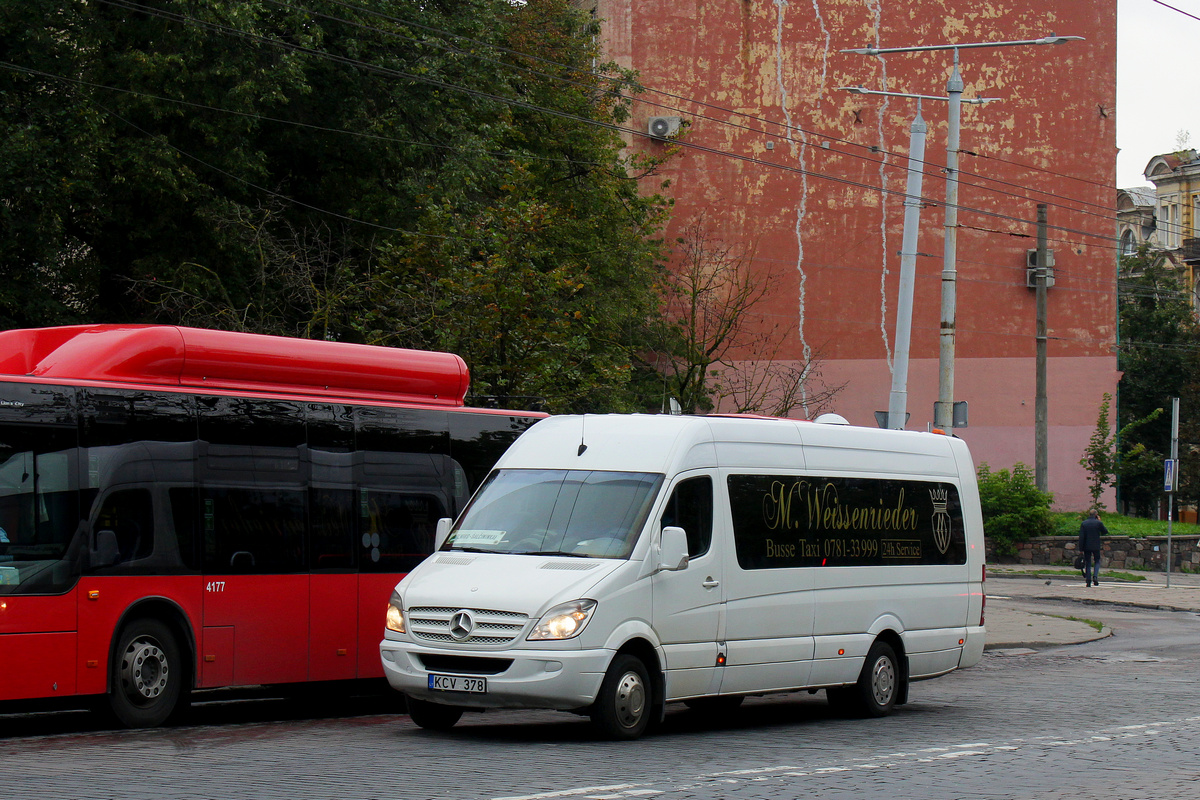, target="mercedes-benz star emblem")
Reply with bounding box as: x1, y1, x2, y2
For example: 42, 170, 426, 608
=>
449, 609, 475, 640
